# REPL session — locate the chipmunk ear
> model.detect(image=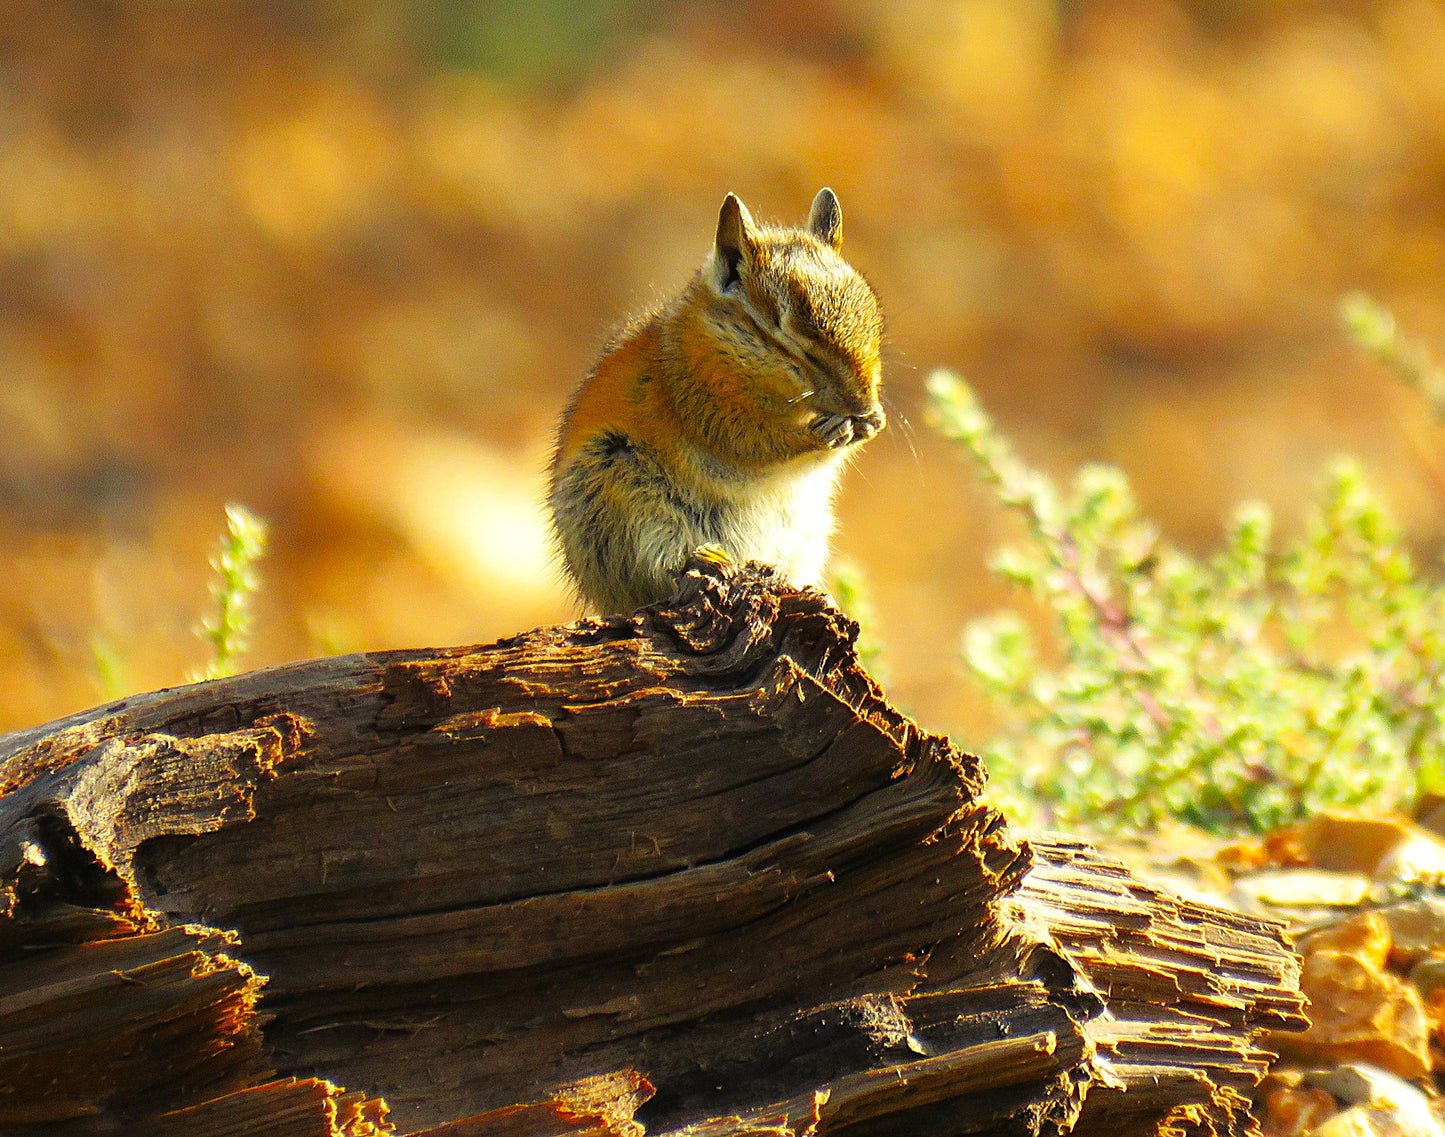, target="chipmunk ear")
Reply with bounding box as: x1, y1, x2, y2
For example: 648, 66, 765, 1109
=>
807, 187, 843, 250
712, 192, 757, 291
